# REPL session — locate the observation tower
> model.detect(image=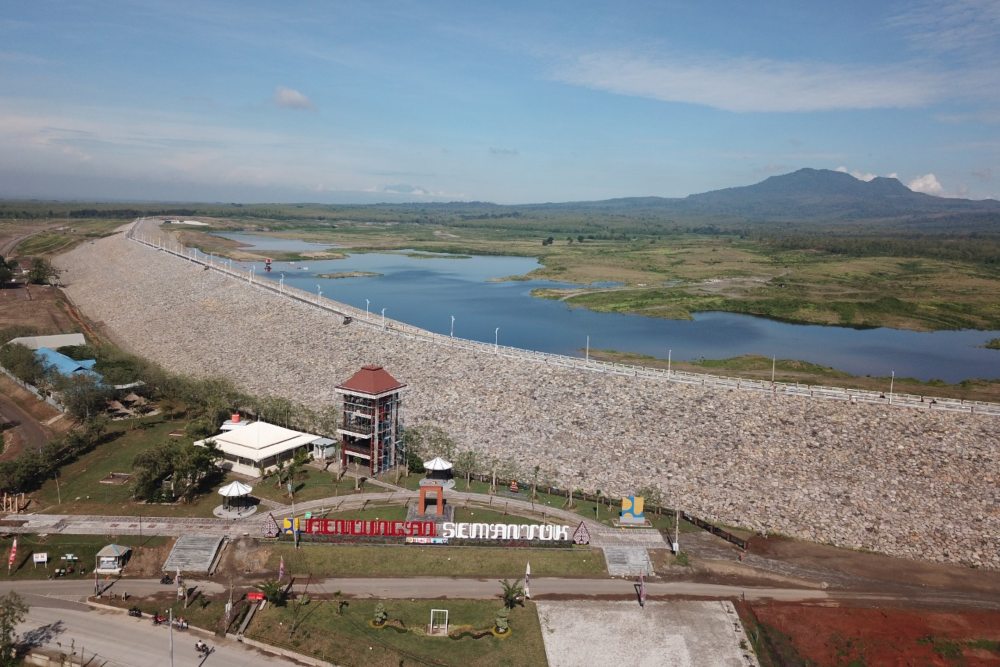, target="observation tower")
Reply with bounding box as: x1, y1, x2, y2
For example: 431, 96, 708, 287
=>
335, 365, 406, 475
